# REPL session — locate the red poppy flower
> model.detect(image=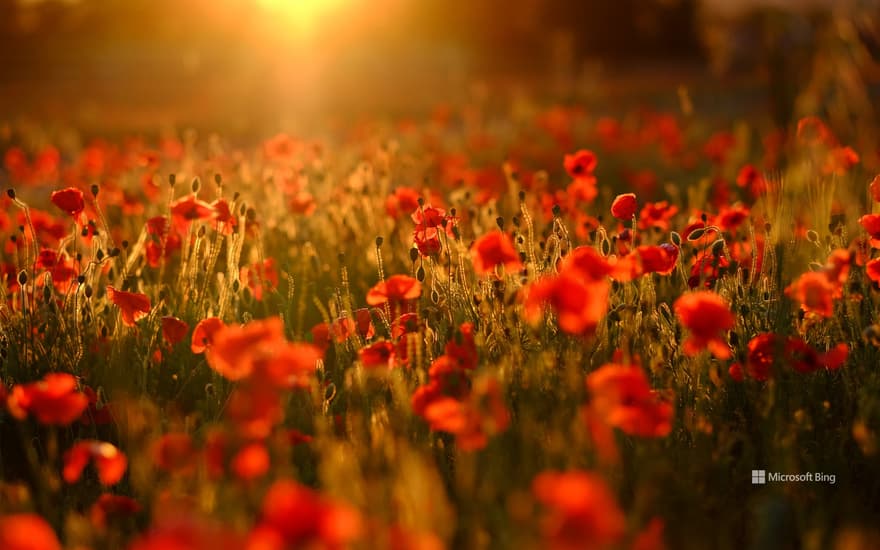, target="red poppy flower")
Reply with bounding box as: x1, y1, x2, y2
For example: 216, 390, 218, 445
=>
566, 176, 598, 205
611, 193, 637, 220
129, 517, 243, 550
637, 244, 678, 275
63, 440, 128, 486
106, 286, 151, 327
859, 214, 880, 239
90, 494, 141, 530
703, 131, 736, 165
366, 275, 422, 306
638, 201, 678, 231
385, 186, 422, 219
240, 258, 279, 301
866, 258, 880, 283
161, 316, 190, 346
736, 164, 767, 198
7, 373, 89, 425
715, 205, 750, 232
745, 333, 847, 380
191, 317, 226, 353
170, 194, 214, 230
0, 514, 62, 550
822, 146, 859, 175
562, 246, 613, 281
231, 442, 270, 481
471, 230, 523, 275
563, 149, 598, 178
523, 271, 610, 336
359, 341, 396, 368
586, 364, 673, 437
797, 116, 836, 146
532, 470, 625, 550
674, 291, 734, 359
152, 433, 196, 474
254, 342, 323, 389
227, 384, 284, 439
258, 479, 363, 548
50, 187, 85, 219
